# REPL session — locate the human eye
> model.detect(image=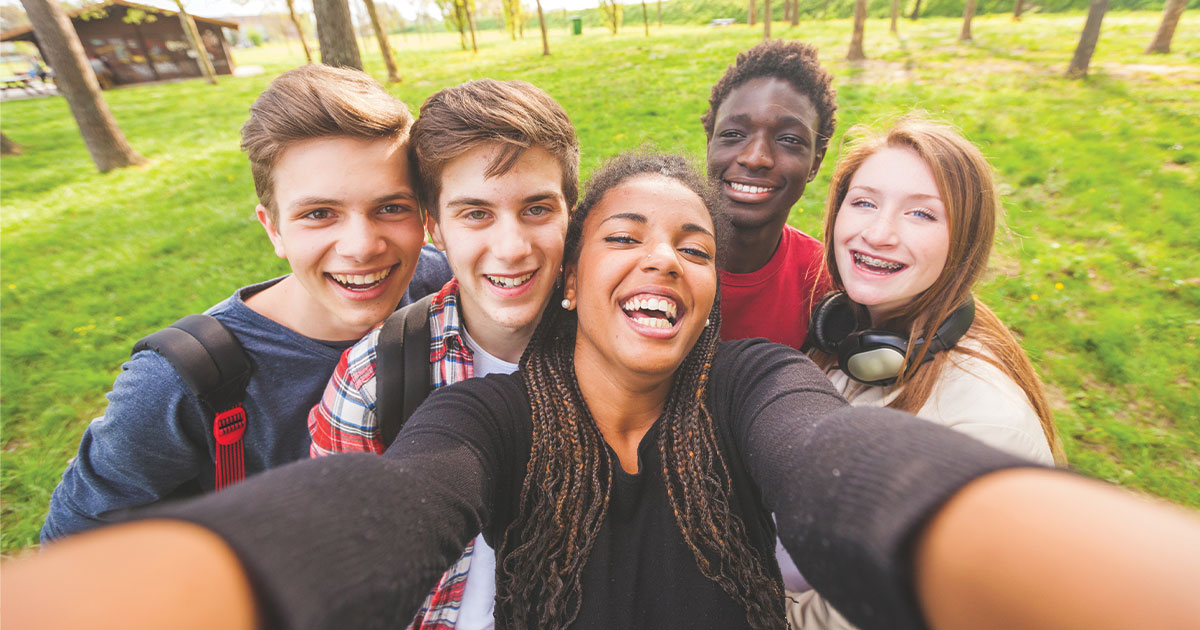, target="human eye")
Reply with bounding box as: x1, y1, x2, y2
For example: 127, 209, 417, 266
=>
679, 245, 713, 261
849, 198, 877, 210
779, 134, 807, 147
302, 208, 334, 221
465, 209, 490, 221
603, 234, 638, 245
525, 204, 553, 217
909, 207, 937, 221
379, 203, 415, 217
718, 128, 745, 140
